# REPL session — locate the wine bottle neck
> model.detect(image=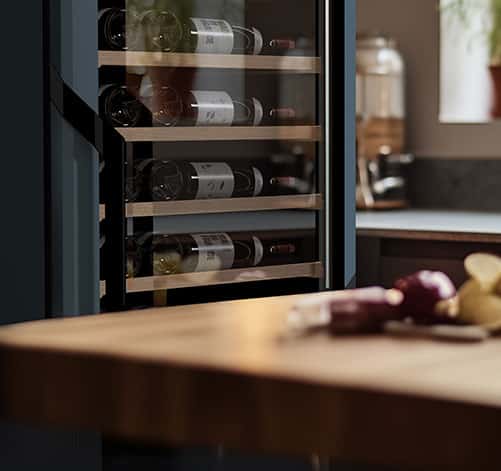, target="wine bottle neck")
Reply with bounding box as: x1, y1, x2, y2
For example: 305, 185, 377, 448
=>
269, 244, 297, 256
269, 39, 296, 50
269, 108, 296, 121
